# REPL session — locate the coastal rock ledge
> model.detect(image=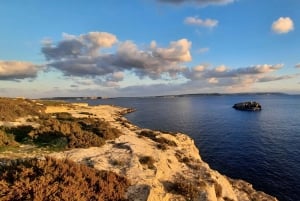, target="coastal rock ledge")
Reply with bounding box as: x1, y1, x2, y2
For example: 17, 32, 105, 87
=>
46, 104, 277, 201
